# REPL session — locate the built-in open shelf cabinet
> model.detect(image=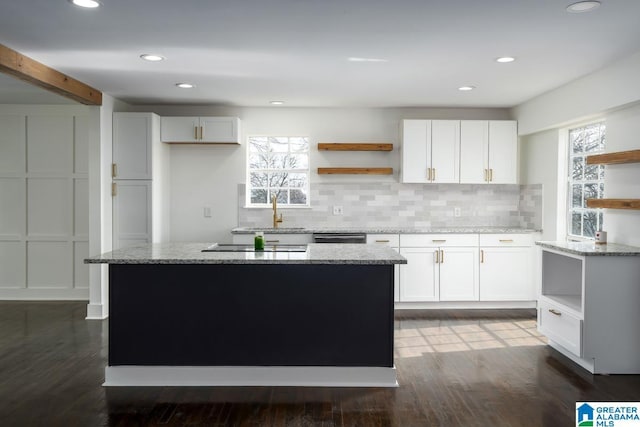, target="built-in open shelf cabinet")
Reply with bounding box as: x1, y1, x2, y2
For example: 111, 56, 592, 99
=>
317, 167, 393, 175
585, 148, 640, 210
